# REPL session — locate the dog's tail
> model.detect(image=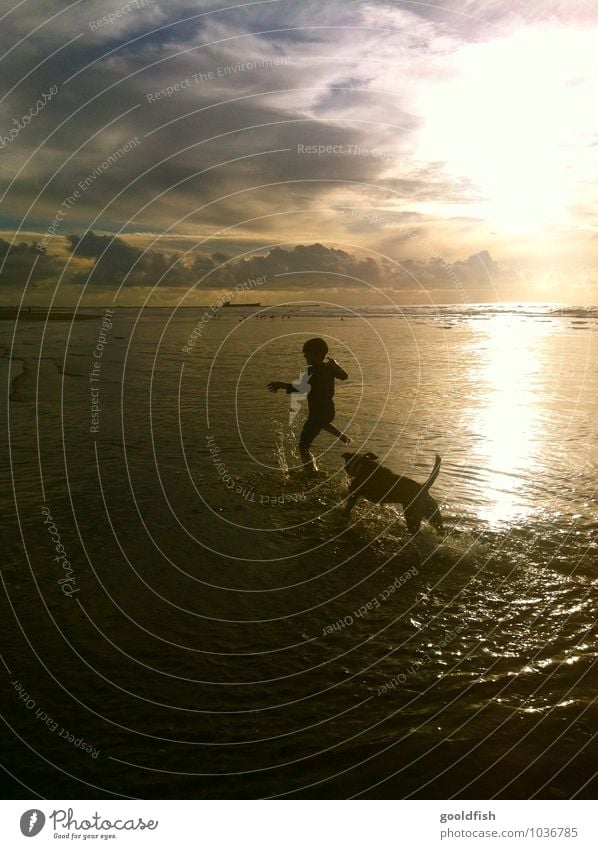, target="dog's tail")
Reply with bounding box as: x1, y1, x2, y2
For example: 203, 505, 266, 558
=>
421, 454, 441, 493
